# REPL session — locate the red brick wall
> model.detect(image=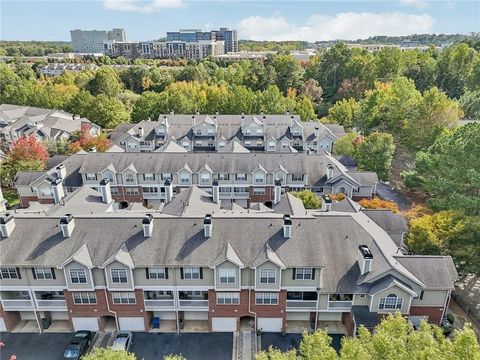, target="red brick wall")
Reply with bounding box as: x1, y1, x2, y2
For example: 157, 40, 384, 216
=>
19, 196, 38, 208
342, 312, 355, 336
249, 186, 274, 203
111, 186, 144, 203
208, 289, 286, 331
409, 306, 444, 325
0, 306, 21, 331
